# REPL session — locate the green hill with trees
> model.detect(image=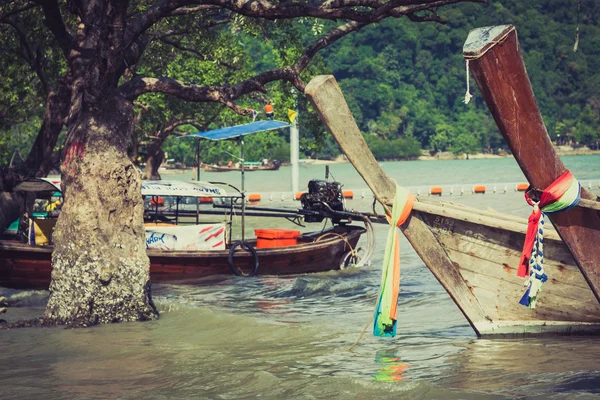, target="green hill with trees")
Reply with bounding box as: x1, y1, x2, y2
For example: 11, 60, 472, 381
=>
317, 0, 600, 159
